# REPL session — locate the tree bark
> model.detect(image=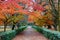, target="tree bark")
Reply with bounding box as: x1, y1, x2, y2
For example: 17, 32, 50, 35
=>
4, 23, 7, 32
12, 24, 15, 30
58, 0, 60, 31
